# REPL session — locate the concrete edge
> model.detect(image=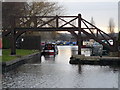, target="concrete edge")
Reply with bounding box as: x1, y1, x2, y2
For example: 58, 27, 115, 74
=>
2, 52, 41, 73
6, 52, 40, 66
